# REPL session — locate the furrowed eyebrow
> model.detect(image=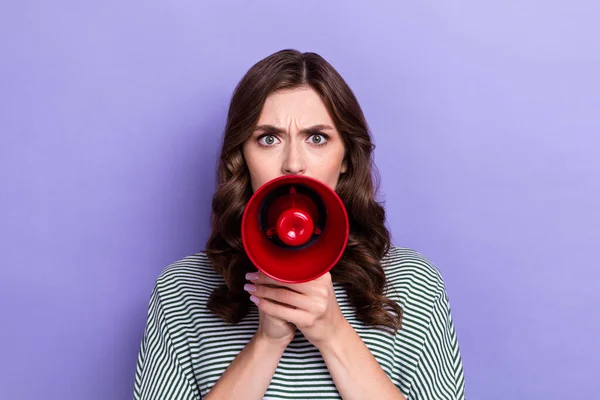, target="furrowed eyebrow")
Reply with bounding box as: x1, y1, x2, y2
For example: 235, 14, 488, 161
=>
254, 124, 334, 135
